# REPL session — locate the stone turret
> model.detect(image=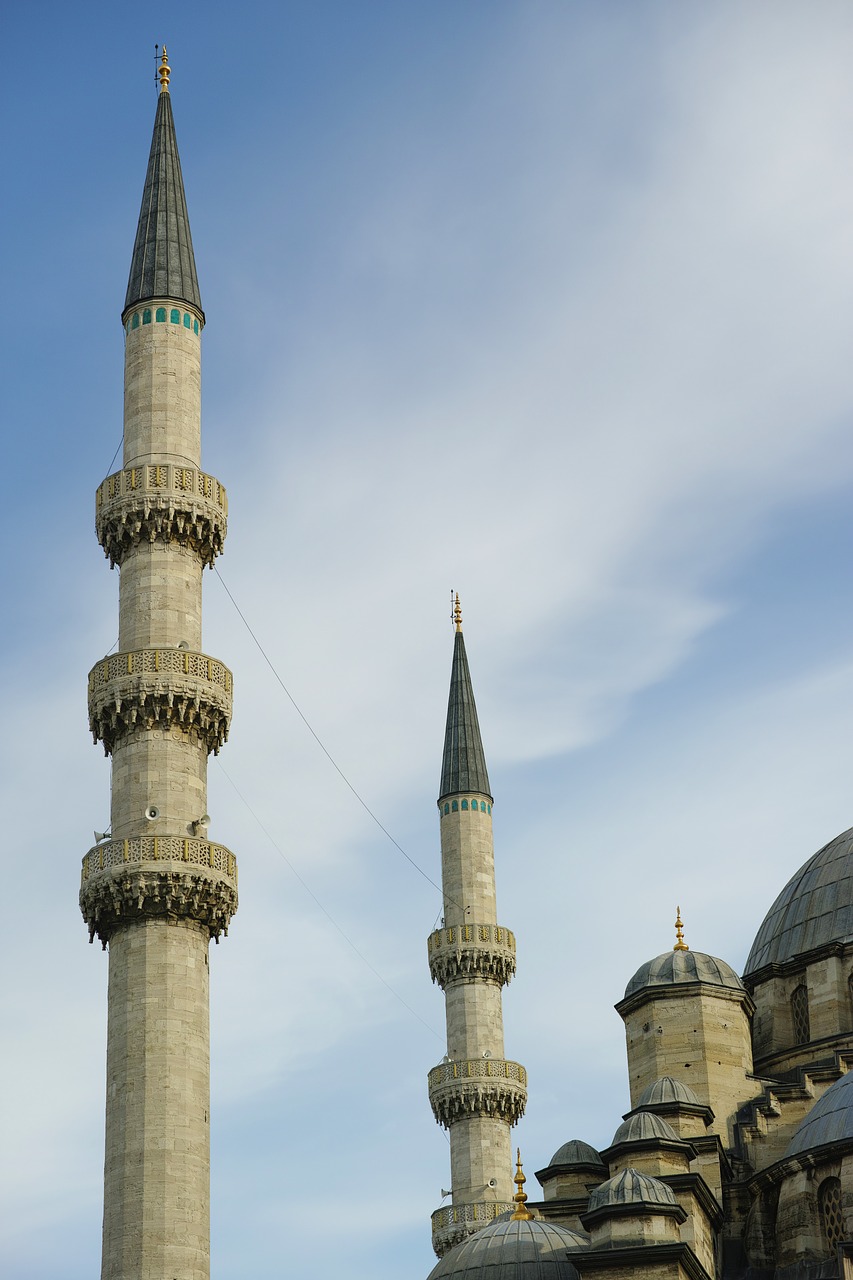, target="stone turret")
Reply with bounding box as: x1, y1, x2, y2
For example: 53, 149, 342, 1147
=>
427, 597, 526, 1258
80, 51, 236, 1280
